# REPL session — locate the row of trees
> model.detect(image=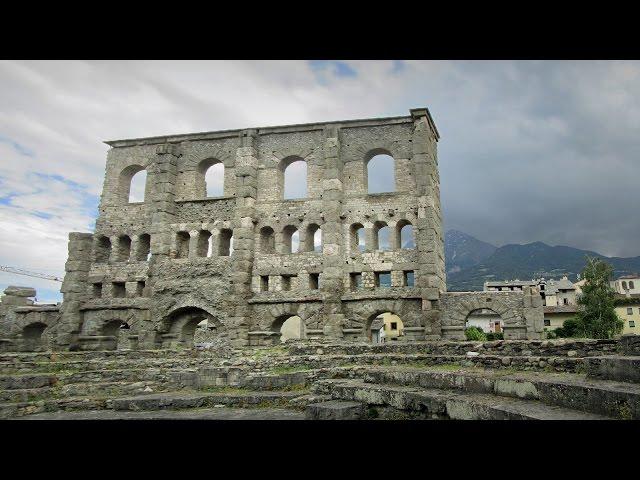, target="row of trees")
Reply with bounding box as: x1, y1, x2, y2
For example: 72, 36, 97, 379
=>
548, 257, 624, 339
